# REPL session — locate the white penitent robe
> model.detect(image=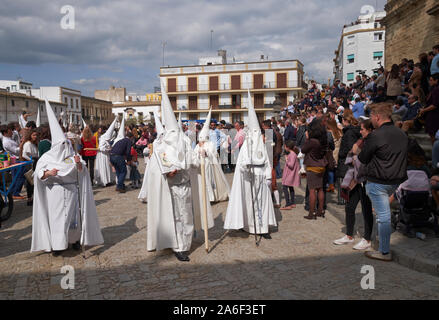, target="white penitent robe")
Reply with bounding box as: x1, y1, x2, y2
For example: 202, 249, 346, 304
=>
94, 137, 115, 186
194, 141, 230, 202
224, 138, 277, 235
146, 138, 214, 252
31, 155, 104, 252
138, 156, 150, 203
